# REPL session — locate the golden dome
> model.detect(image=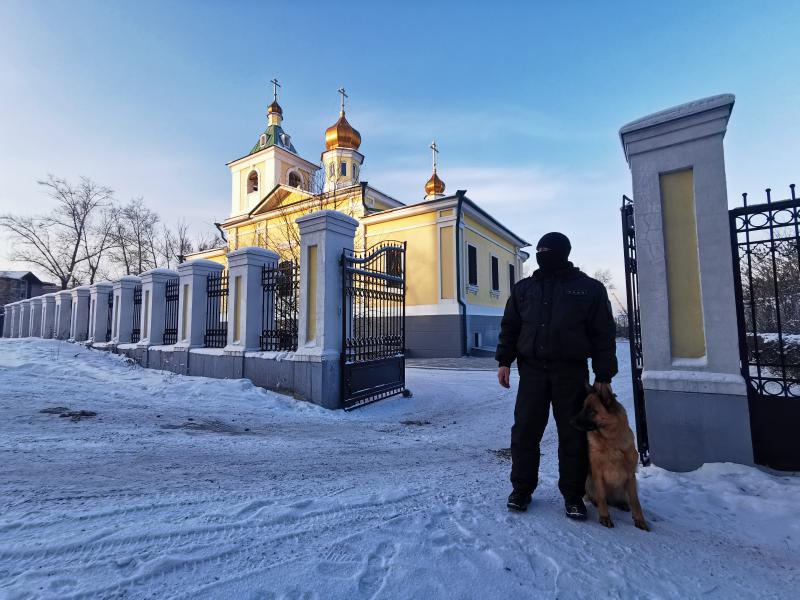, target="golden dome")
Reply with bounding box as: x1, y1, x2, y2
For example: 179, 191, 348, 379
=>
267, 100, 283, 116
325, 111, 361, 151
425, 171, 446, 196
